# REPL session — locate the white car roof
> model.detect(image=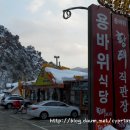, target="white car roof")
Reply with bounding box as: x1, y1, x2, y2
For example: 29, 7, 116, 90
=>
37, 100, 67, 105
